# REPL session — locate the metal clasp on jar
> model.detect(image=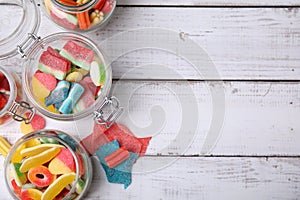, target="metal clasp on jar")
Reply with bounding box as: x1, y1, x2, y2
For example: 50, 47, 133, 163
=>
17, 33, 41, 58
8, 101, 36, 124
93, 96, 124, 129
